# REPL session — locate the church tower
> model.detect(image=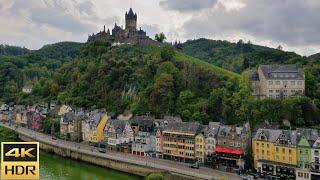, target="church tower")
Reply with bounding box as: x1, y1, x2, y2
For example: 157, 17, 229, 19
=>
125, 8, 137, 32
